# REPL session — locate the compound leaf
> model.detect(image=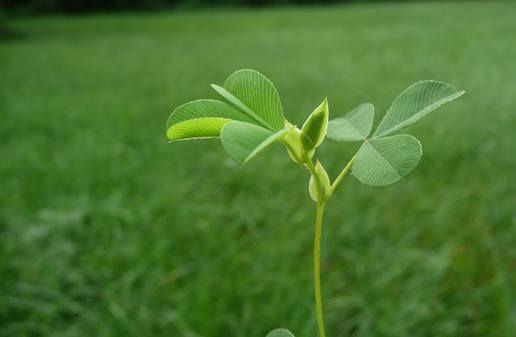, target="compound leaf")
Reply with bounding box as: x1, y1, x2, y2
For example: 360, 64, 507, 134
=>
221, 121, 294, 166
352, 135, 422, 186
266, 329, 296, 337
327, 103, 374, 142
218, 69, 285, 132
373, 81, 465, 138
166, 99, 261, 141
